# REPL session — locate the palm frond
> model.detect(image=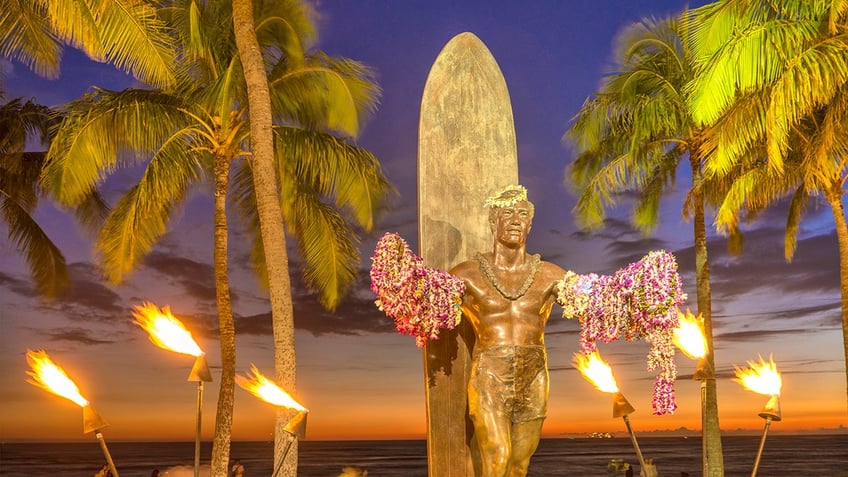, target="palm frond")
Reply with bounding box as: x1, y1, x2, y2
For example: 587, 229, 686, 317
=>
290, 194, 359, 311
229, 160, 275, 293
766, 33, 848, 166
42, 88, 191, 206
268, 54, 381, 137
0, 98, 53, 155
0, 0, 61, 78
0, 191, 68, 297
700, 89, 770, 177
255, 0, 316, 66
45, 0, 176, 87
690, 18, 819, 126
632, 145, 683, 234
97, 134, 205, 283
784, 185, 809, 261
273, 126, 392, 230
801, 89, 848, 186
570, 151, 637, 230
